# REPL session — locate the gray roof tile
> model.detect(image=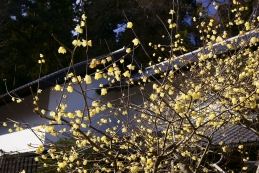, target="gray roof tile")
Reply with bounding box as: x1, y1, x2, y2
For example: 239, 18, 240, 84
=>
212, 124, 259, 145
